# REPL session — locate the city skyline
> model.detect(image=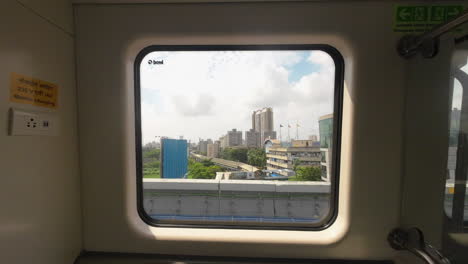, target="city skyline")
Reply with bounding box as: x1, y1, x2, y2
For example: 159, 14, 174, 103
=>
140, 50, 335, 143
149, 106, 324, 147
